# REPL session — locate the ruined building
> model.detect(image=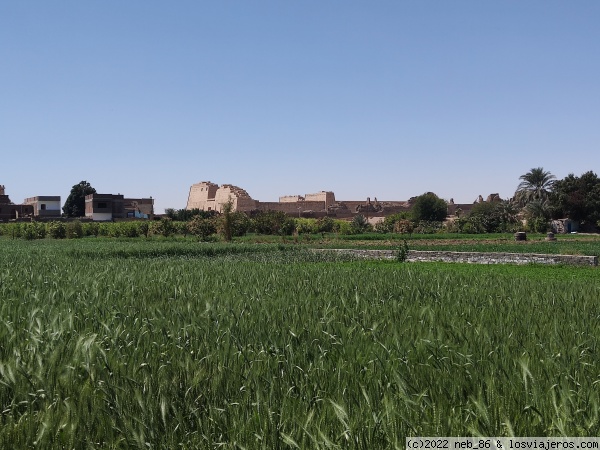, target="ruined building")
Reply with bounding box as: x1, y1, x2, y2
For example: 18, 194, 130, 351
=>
0, 185, 34, 220
186, 181, 416, 218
